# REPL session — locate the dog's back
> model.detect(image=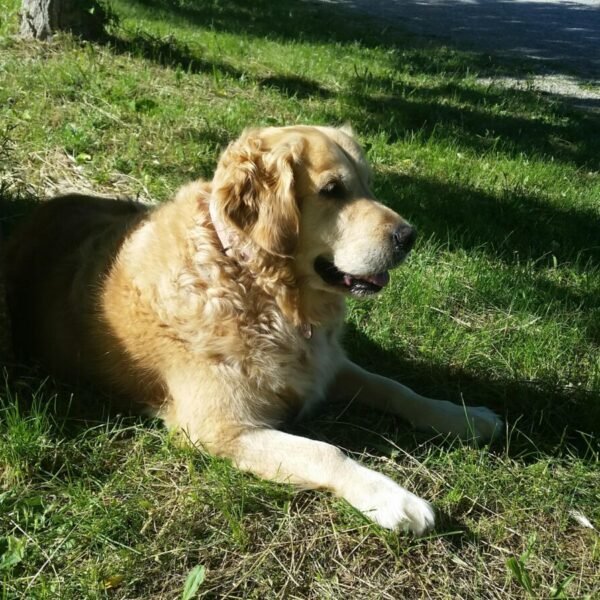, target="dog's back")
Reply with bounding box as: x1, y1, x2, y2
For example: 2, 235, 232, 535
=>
3, 194, 149, 379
